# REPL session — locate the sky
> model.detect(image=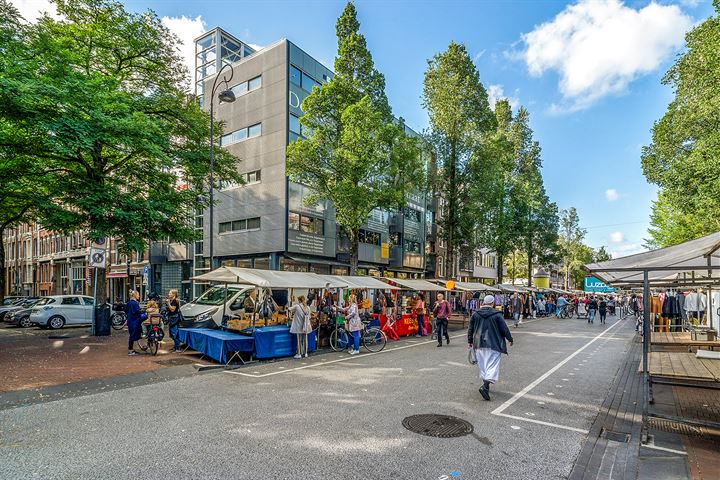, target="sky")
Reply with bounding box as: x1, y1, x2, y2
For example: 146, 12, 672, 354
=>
11, 0, 717, 259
